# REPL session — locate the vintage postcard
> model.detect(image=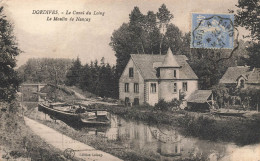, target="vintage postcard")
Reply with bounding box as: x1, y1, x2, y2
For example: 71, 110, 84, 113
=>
0, 0, 259, 161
